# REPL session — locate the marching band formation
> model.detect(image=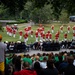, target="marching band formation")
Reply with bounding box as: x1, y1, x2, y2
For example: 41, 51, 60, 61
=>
5, 24, 75, 43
